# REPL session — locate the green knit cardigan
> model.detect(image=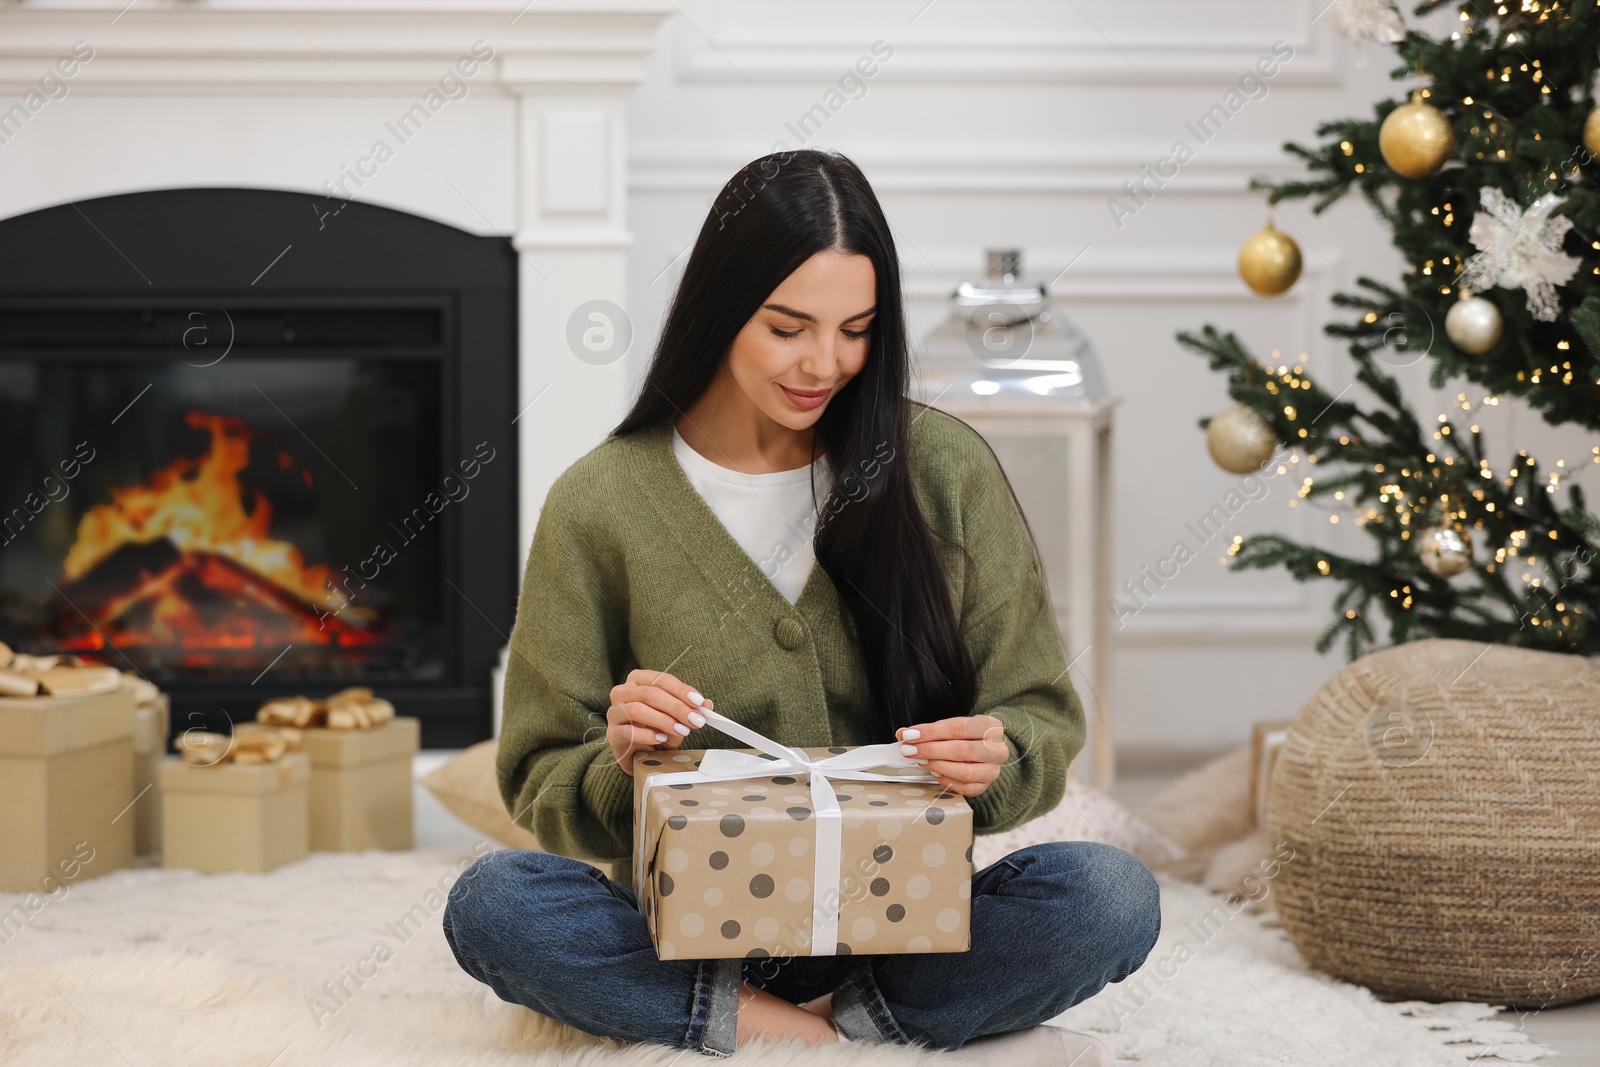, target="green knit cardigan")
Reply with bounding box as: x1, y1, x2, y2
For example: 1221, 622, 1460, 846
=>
496, 398, 1086, 887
